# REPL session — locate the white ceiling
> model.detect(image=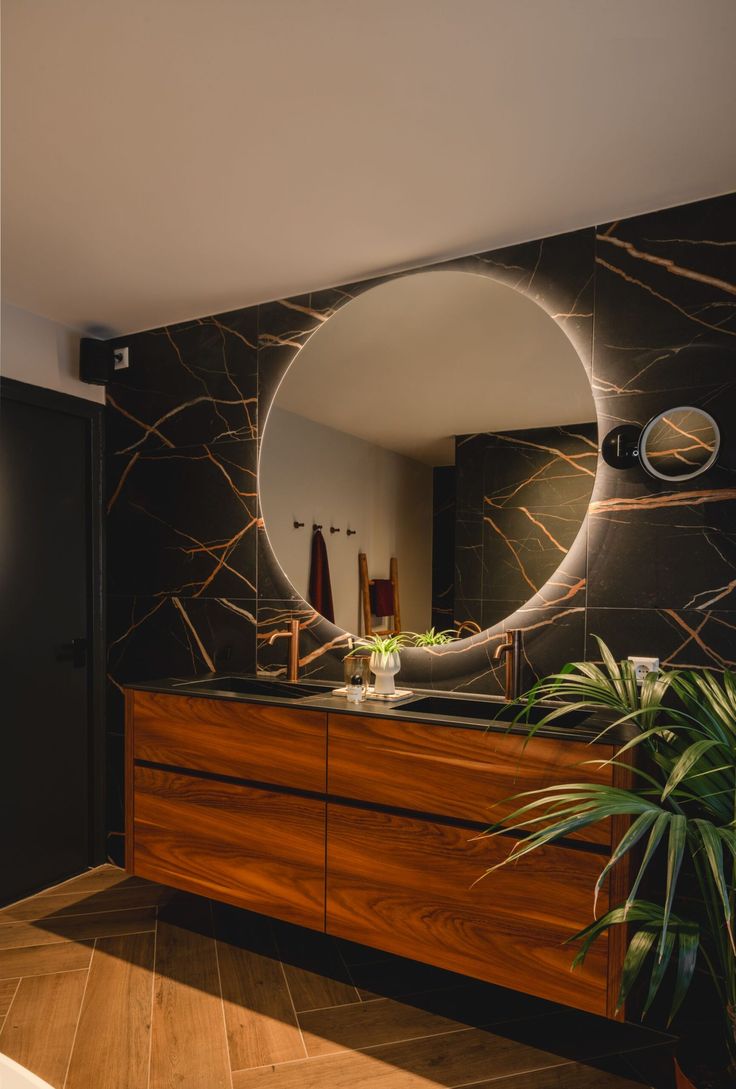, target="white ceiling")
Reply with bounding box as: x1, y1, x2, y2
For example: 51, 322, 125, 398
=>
270, 271, 595, 464
2, 0, 735, 335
